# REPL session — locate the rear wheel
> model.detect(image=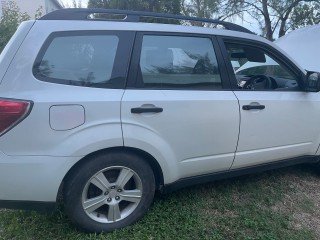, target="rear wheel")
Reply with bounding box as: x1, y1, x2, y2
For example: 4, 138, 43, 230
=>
63, 152, 155, 232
